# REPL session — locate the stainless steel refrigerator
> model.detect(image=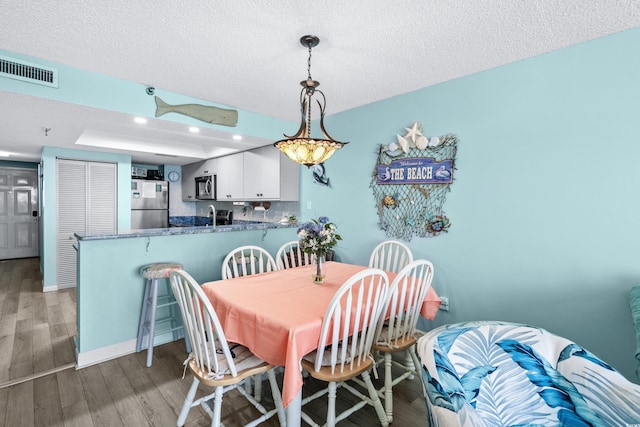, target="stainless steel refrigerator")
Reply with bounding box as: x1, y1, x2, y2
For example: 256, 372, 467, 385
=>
131, 179, 169, 229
